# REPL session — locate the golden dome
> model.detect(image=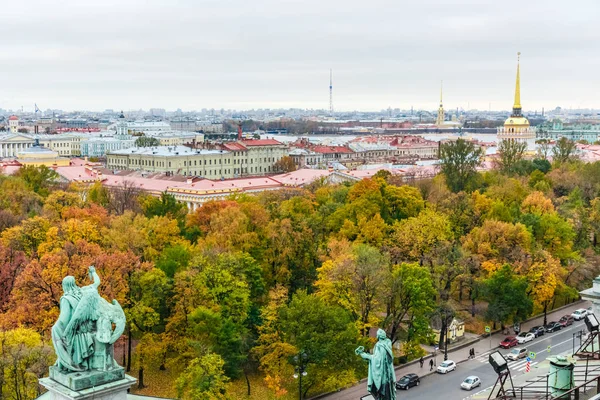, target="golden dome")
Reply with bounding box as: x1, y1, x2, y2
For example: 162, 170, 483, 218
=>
504, 116, 530, 126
